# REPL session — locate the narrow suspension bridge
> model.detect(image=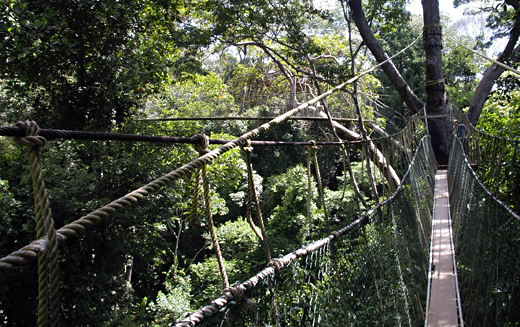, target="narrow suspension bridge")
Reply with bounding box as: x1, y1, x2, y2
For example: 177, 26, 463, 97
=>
0, 85, 519, 326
